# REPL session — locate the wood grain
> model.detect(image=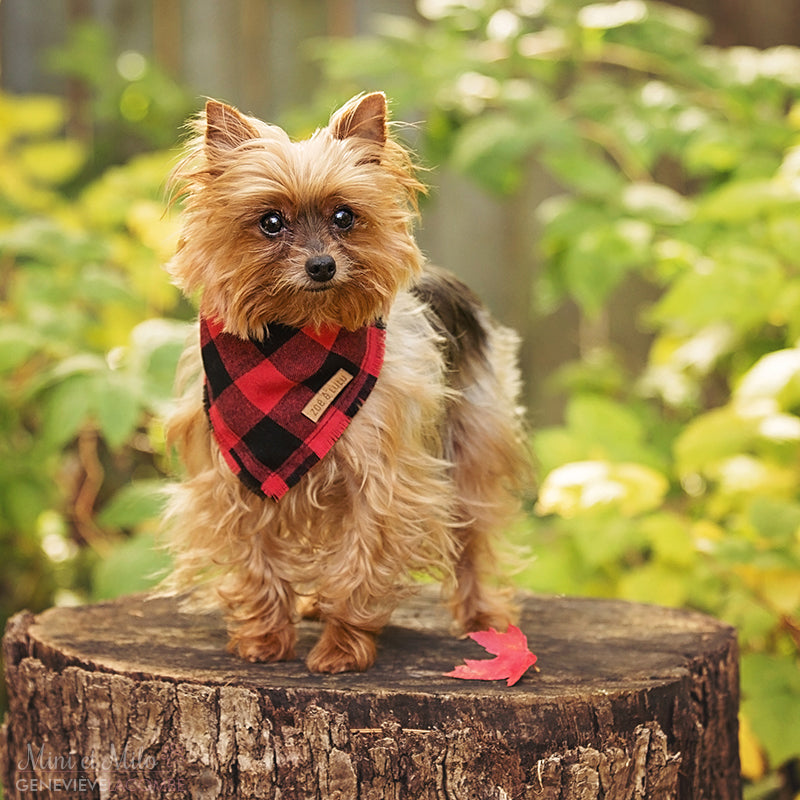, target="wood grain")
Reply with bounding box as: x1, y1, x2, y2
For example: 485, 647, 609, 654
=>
0, 589, 741, 799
